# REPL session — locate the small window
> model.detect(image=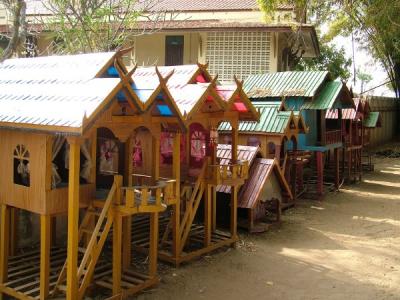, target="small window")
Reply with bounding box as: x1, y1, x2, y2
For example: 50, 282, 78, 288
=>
268, 142, 276, 155
248, 137, 261, 147
14, 144, 30, 187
